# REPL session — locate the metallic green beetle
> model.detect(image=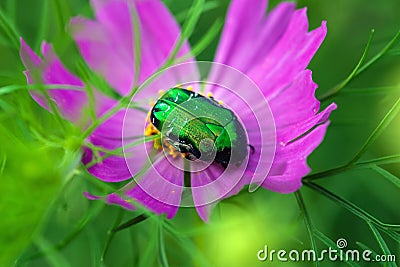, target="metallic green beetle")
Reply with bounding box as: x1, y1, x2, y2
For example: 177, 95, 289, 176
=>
150, 88, 249, 168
